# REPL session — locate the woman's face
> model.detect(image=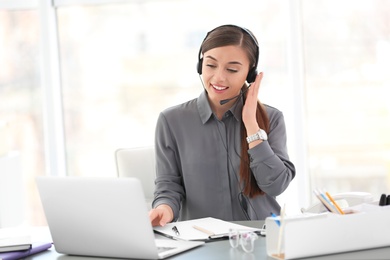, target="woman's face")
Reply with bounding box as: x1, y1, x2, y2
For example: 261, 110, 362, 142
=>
201, 45, 250, 107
